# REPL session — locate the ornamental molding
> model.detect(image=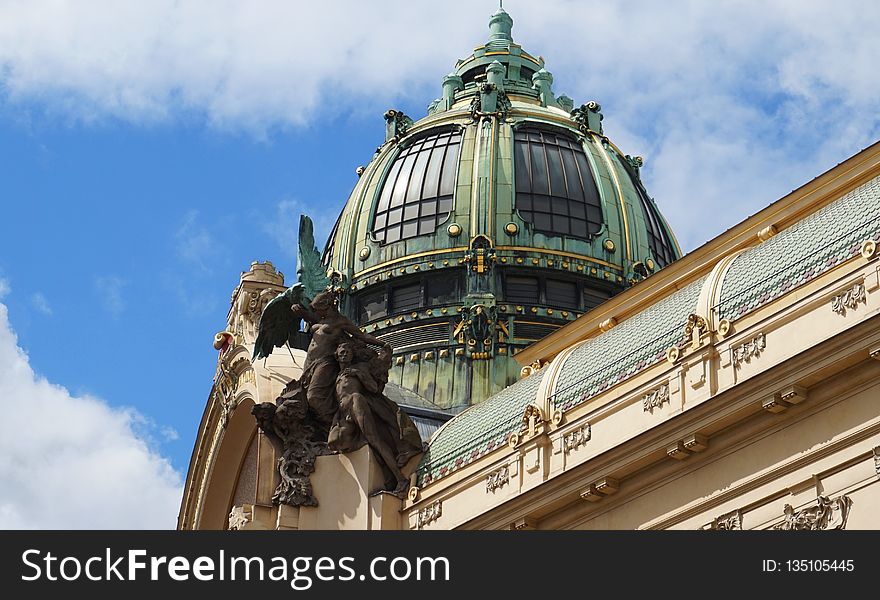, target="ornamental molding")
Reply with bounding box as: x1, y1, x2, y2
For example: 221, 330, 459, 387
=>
873, 446, 880, 479
485, 465, 510, 493
771, 495, 853, 530
700, 509, 743, 530
830, 282, 865, 315
417, 501, 442, 529
732, 332, 766, 368
562, 424, 591, 454
643, 384, 670, 413
228, 505, 253, 531
685, 313, 710, 349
